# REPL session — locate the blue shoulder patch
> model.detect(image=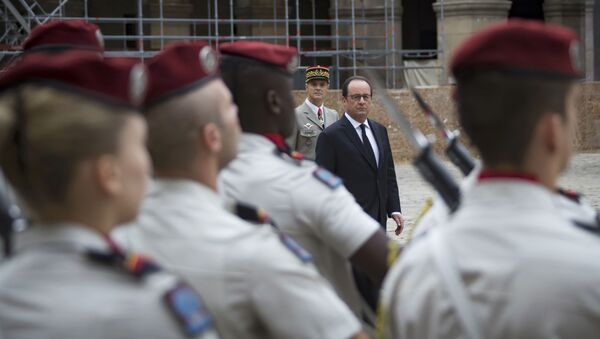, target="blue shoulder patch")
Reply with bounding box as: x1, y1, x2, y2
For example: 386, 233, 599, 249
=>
164, 283, 214, 337
279, 234, 313, 263
313, 167, 342, 189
